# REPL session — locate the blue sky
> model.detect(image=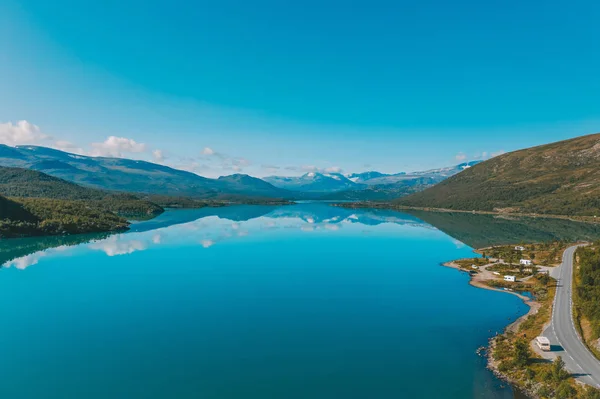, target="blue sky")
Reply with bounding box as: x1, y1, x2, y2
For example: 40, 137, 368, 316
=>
1, 0, 598, 177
